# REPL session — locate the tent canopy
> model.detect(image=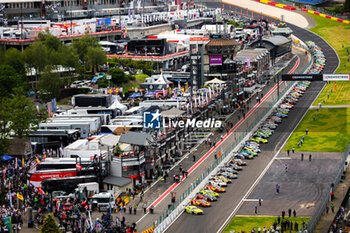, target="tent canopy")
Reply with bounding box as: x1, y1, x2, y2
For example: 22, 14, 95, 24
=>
205, 78, 226, 85
1, 155, 14, 161
161, 107, 185, 118
129, 93, 142, 98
